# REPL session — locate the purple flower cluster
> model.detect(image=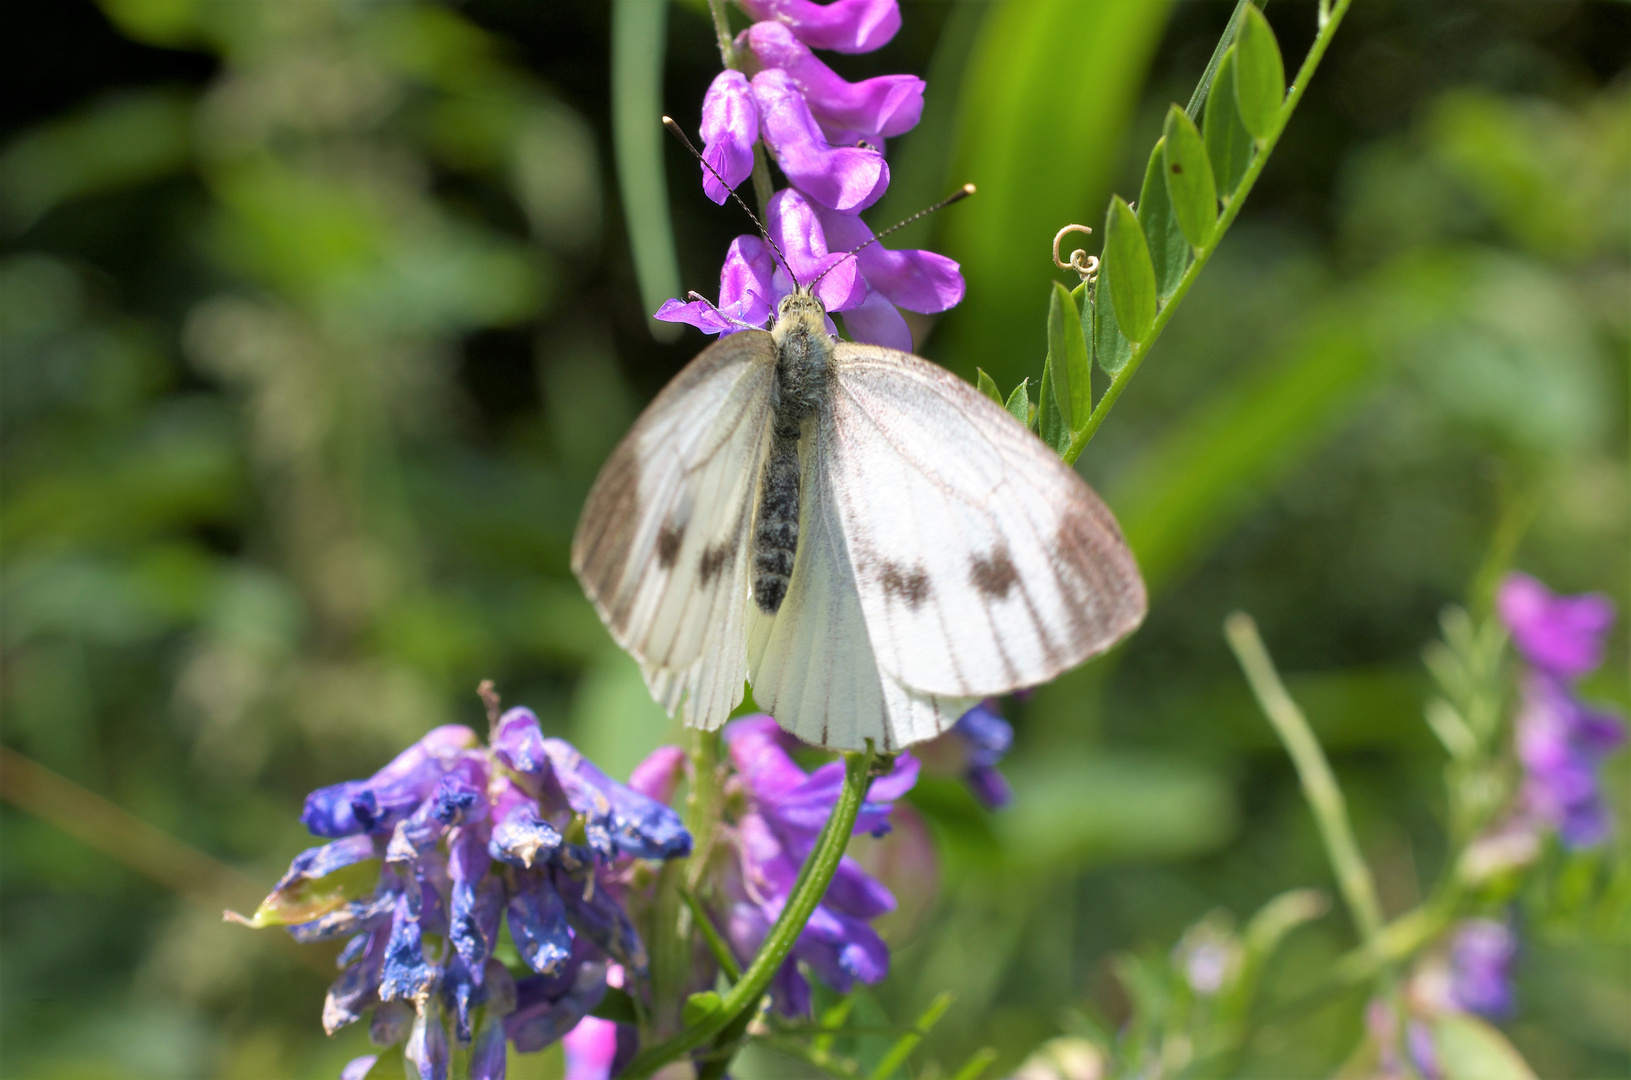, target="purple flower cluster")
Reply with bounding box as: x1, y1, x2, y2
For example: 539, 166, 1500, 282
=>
1446, 918, 1518, 1020
656, 0, 964, 350
713, 715, 919, 1015
249, 711, 691, 1080
1498, 573, 1624, 849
